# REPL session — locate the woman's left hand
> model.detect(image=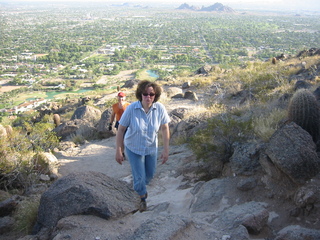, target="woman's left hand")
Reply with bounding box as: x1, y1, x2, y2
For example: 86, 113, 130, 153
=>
160, 150, 169, 164
160, 123, 170, 164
